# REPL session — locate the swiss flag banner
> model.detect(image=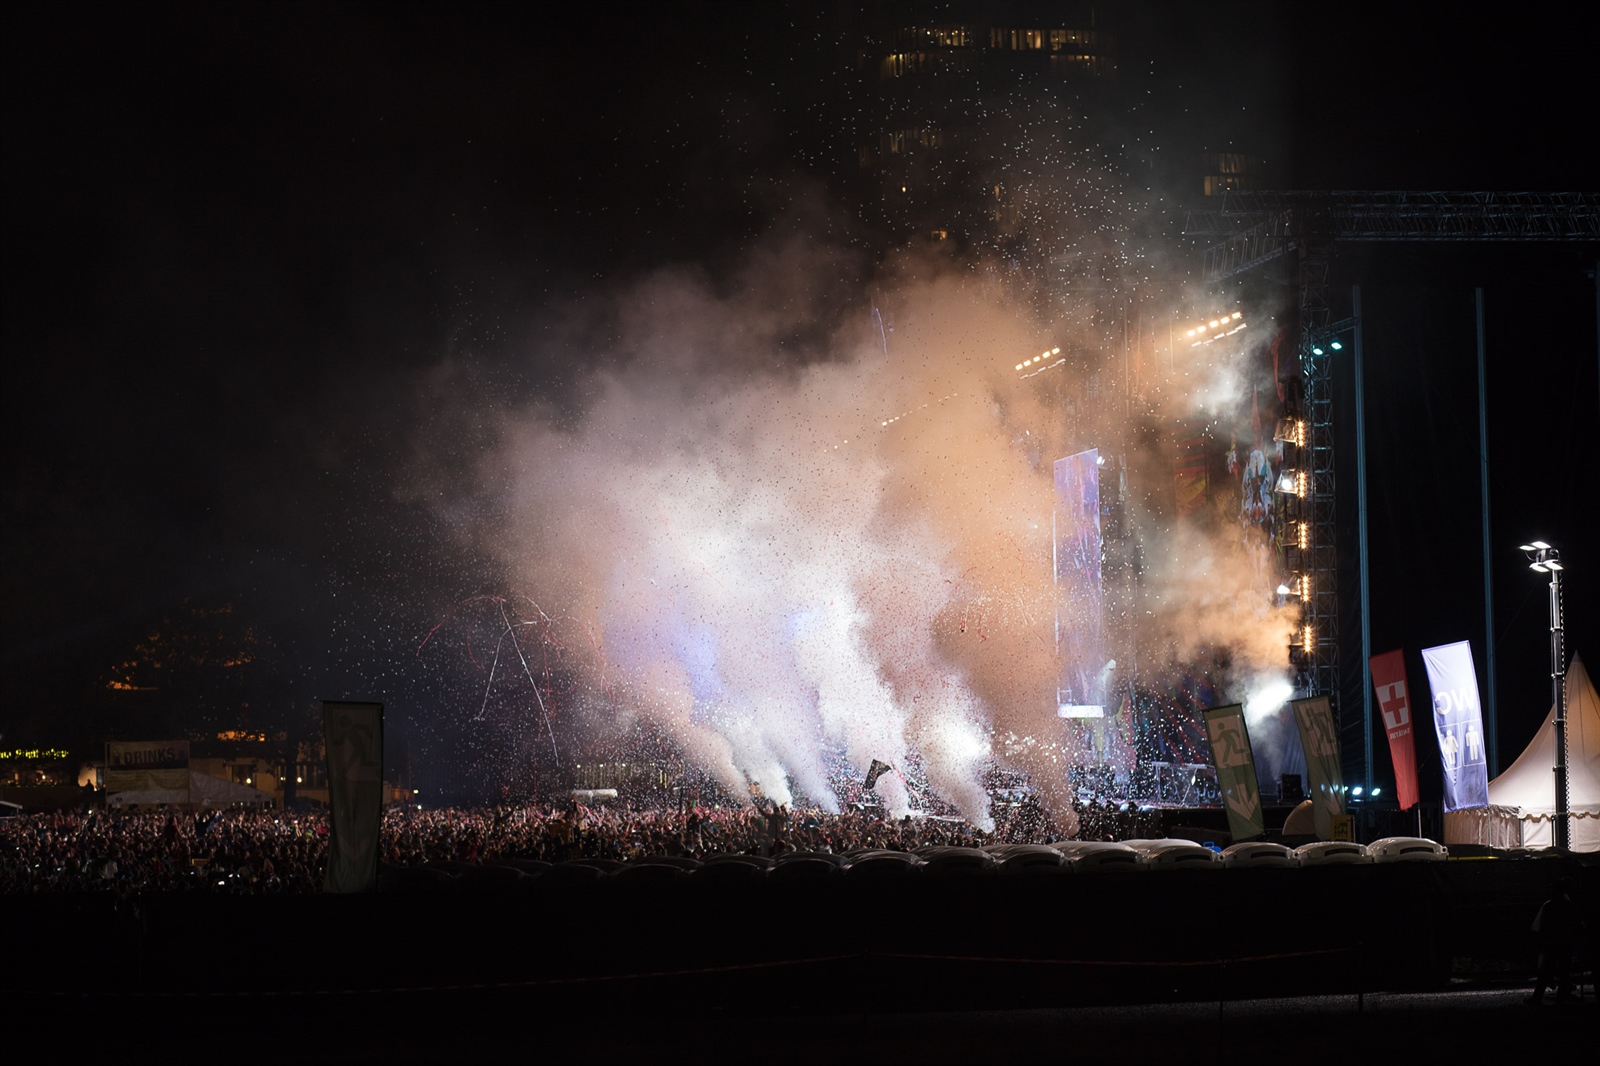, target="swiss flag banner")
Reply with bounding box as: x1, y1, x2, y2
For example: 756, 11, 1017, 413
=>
1370, 649, 1419, 810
